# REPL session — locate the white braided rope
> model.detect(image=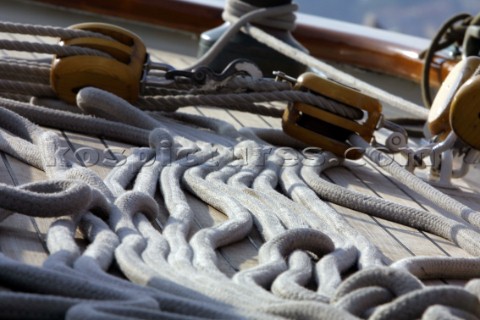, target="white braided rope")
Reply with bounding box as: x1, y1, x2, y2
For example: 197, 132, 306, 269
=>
0, 13, 477, 320
223, 0, 296, 31
219, 2, 429, 119
0, 83, 476, 318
